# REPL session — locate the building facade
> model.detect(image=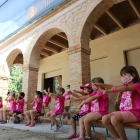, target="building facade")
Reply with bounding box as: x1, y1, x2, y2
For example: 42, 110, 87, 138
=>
0, 0, 140, 112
